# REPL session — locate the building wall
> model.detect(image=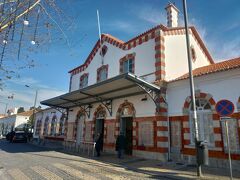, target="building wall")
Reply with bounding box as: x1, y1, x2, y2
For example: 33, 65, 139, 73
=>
167, 69, 240, 167
167, 69, 240, 116
70, 38, 157, 92
164, 31, 211, 81
33, 108, 66, 139
15, 116, 29, 129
